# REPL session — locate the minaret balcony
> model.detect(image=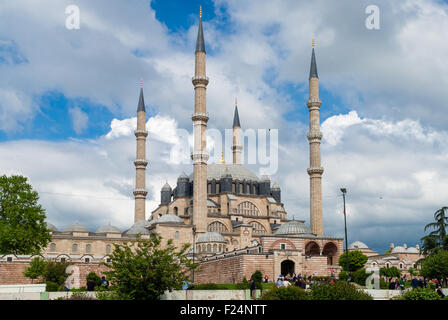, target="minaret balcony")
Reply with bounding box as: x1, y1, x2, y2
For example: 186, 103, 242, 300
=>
307, 131, 323, 142
231, 145, 243, 151
134, 159, 148, 168
133, 188, 148, 197
306, 97, 322, 110
307, 167, 324, 176
192, 112, 209, 122
191, 151, 209, 164
192, 75, 209, 86
134, 130, 148, 138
